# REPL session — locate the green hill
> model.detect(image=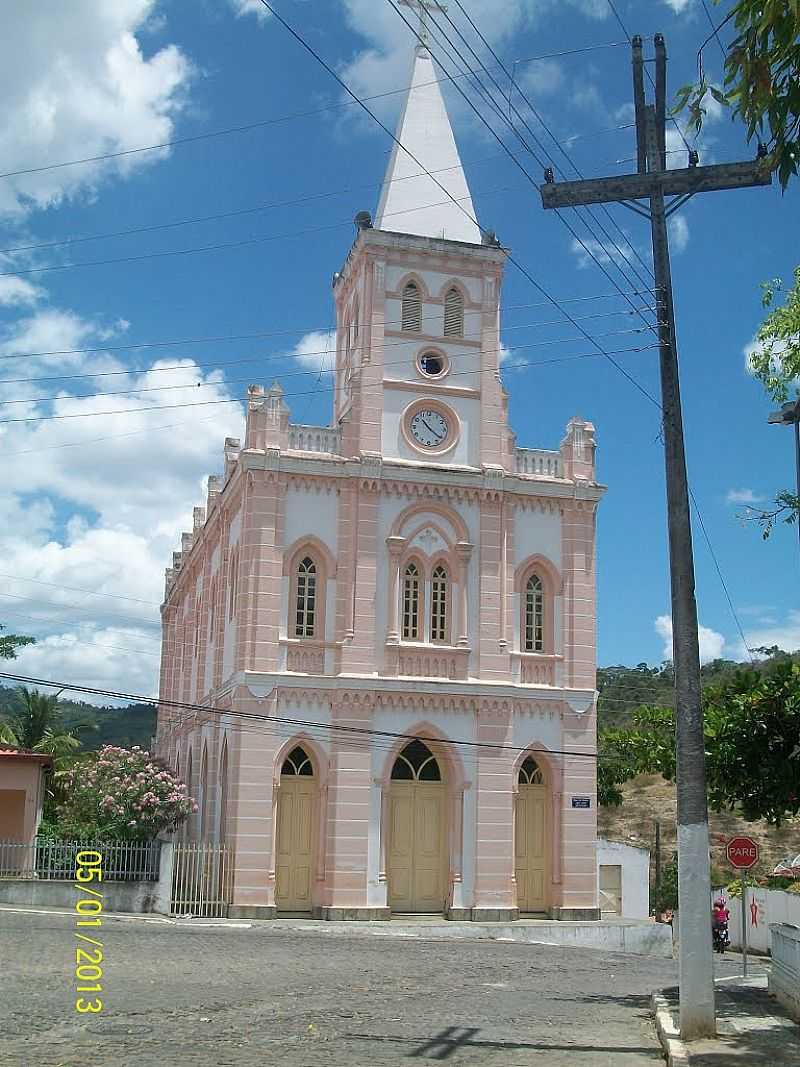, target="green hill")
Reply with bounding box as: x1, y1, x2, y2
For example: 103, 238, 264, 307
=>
0, 686, 156, 750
